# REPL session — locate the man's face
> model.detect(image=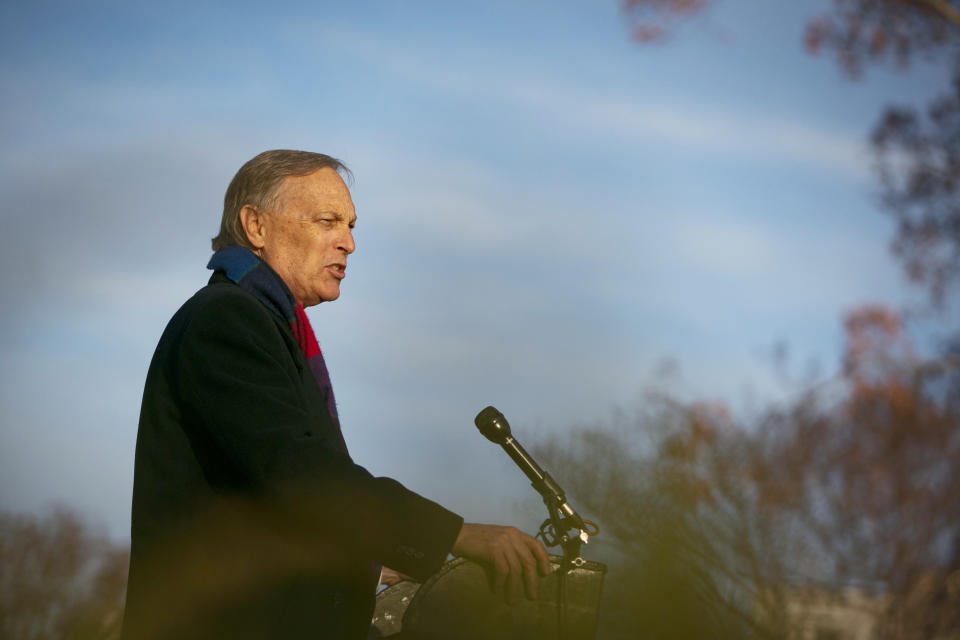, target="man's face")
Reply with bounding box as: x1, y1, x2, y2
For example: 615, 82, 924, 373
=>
259, 167, 356, 307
